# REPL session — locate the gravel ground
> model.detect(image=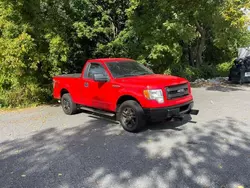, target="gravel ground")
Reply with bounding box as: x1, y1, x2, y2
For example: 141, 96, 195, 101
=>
0, 86, 250, 188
